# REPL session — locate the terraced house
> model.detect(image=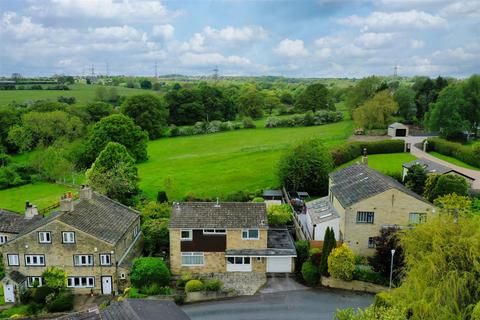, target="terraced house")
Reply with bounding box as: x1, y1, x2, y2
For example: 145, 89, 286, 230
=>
0, 186, 142, 303
169, 202, 296, 275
